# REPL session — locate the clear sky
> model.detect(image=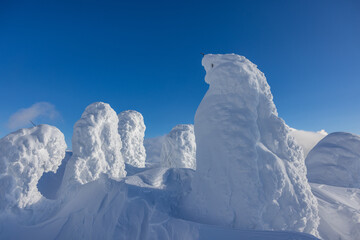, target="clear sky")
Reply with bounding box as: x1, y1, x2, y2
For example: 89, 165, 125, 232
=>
1, 0, 359, 147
